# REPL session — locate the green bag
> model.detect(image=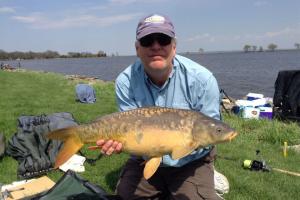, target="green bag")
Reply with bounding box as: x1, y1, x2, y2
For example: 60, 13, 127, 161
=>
6, 113, 78, 179
31, 170, 121, 200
